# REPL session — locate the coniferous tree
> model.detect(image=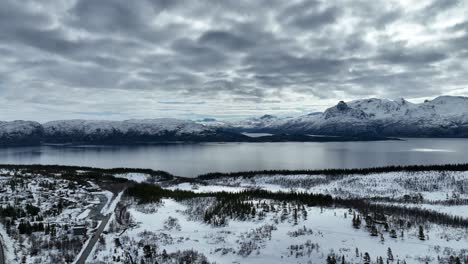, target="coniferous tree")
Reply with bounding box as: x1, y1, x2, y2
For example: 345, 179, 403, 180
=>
293, 208, 298, 225
302, 206, 308, 220
327, 255, 337, 264
418, 225, 425, 241
352, 214, 361, 229
377, 256, 384, 264
387, 247, 394, 261
370, 225, 378, 236
363, 252, 371, 264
